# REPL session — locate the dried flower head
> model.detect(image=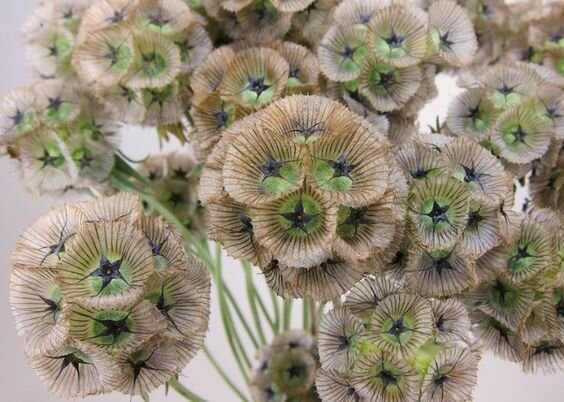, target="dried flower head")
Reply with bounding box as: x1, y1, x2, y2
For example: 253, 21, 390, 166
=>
9, 193, 210, 398
0, 79, 120, 196
250, 330, 320, 402
316, 276, 479, 402
201, 95, 405, 301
